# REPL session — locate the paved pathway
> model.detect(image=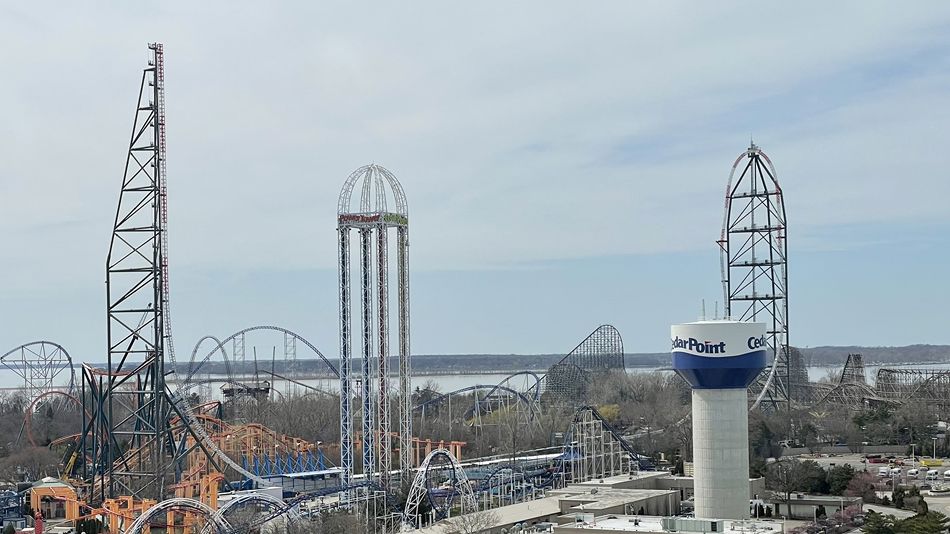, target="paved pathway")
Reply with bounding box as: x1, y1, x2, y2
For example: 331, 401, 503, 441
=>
863, 504, 916, 519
